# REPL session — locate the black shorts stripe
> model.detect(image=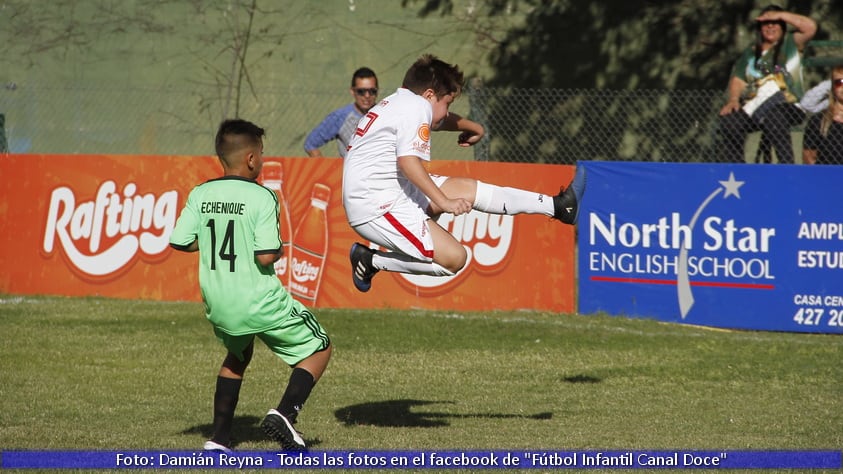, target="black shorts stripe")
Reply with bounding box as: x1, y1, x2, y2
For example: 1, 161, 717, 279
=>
293, 306, 330, 349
